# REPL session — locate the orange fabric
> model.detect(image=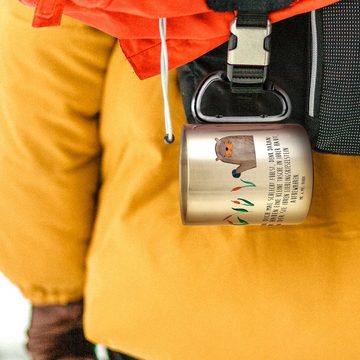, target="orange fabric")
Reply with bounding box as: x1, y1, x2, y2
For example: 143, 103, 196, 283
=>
21, 0, 341, 78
